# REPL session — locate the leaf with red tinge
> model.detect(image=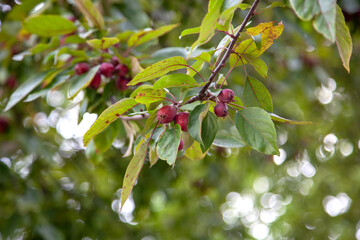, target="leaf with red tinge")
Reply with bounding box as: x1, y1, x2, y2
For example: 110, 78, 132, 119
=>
121, 141, 148, 210
87, 37, 119, 50
270, 113, 316, 125
127, 56, 188, 86
83, 98, 138, 146
134, 88, 166, 104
